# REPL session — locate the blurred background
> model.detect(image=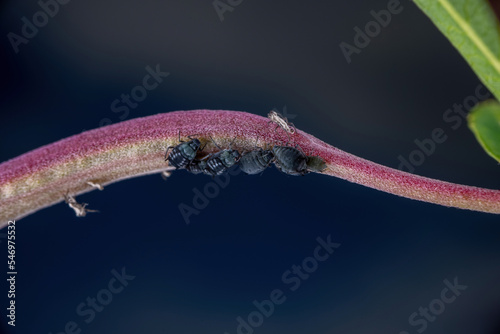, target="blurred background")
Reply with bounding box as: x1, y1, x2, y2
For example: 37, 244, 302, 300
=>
1, 0, 500, 333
